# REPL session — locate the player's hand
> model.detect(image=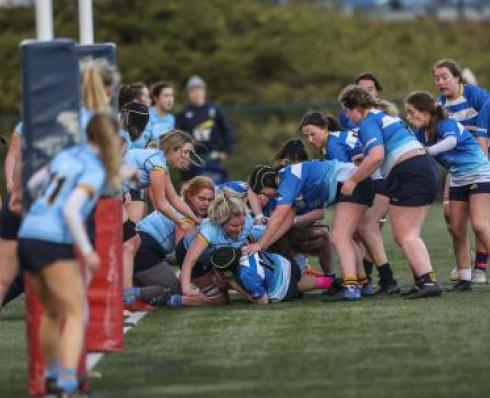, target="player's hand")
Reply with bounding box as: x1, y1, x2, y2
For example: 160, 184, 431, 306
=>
218, 152, 228, 161
241, 243, 262, 256
341, 179, 357, 196
84, 251, 100, 273
253, 214, 268, 225
182, 283, 200, 297
178, 220, 196, 233
9, 192, 23, 215
351, 154, 365, 166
